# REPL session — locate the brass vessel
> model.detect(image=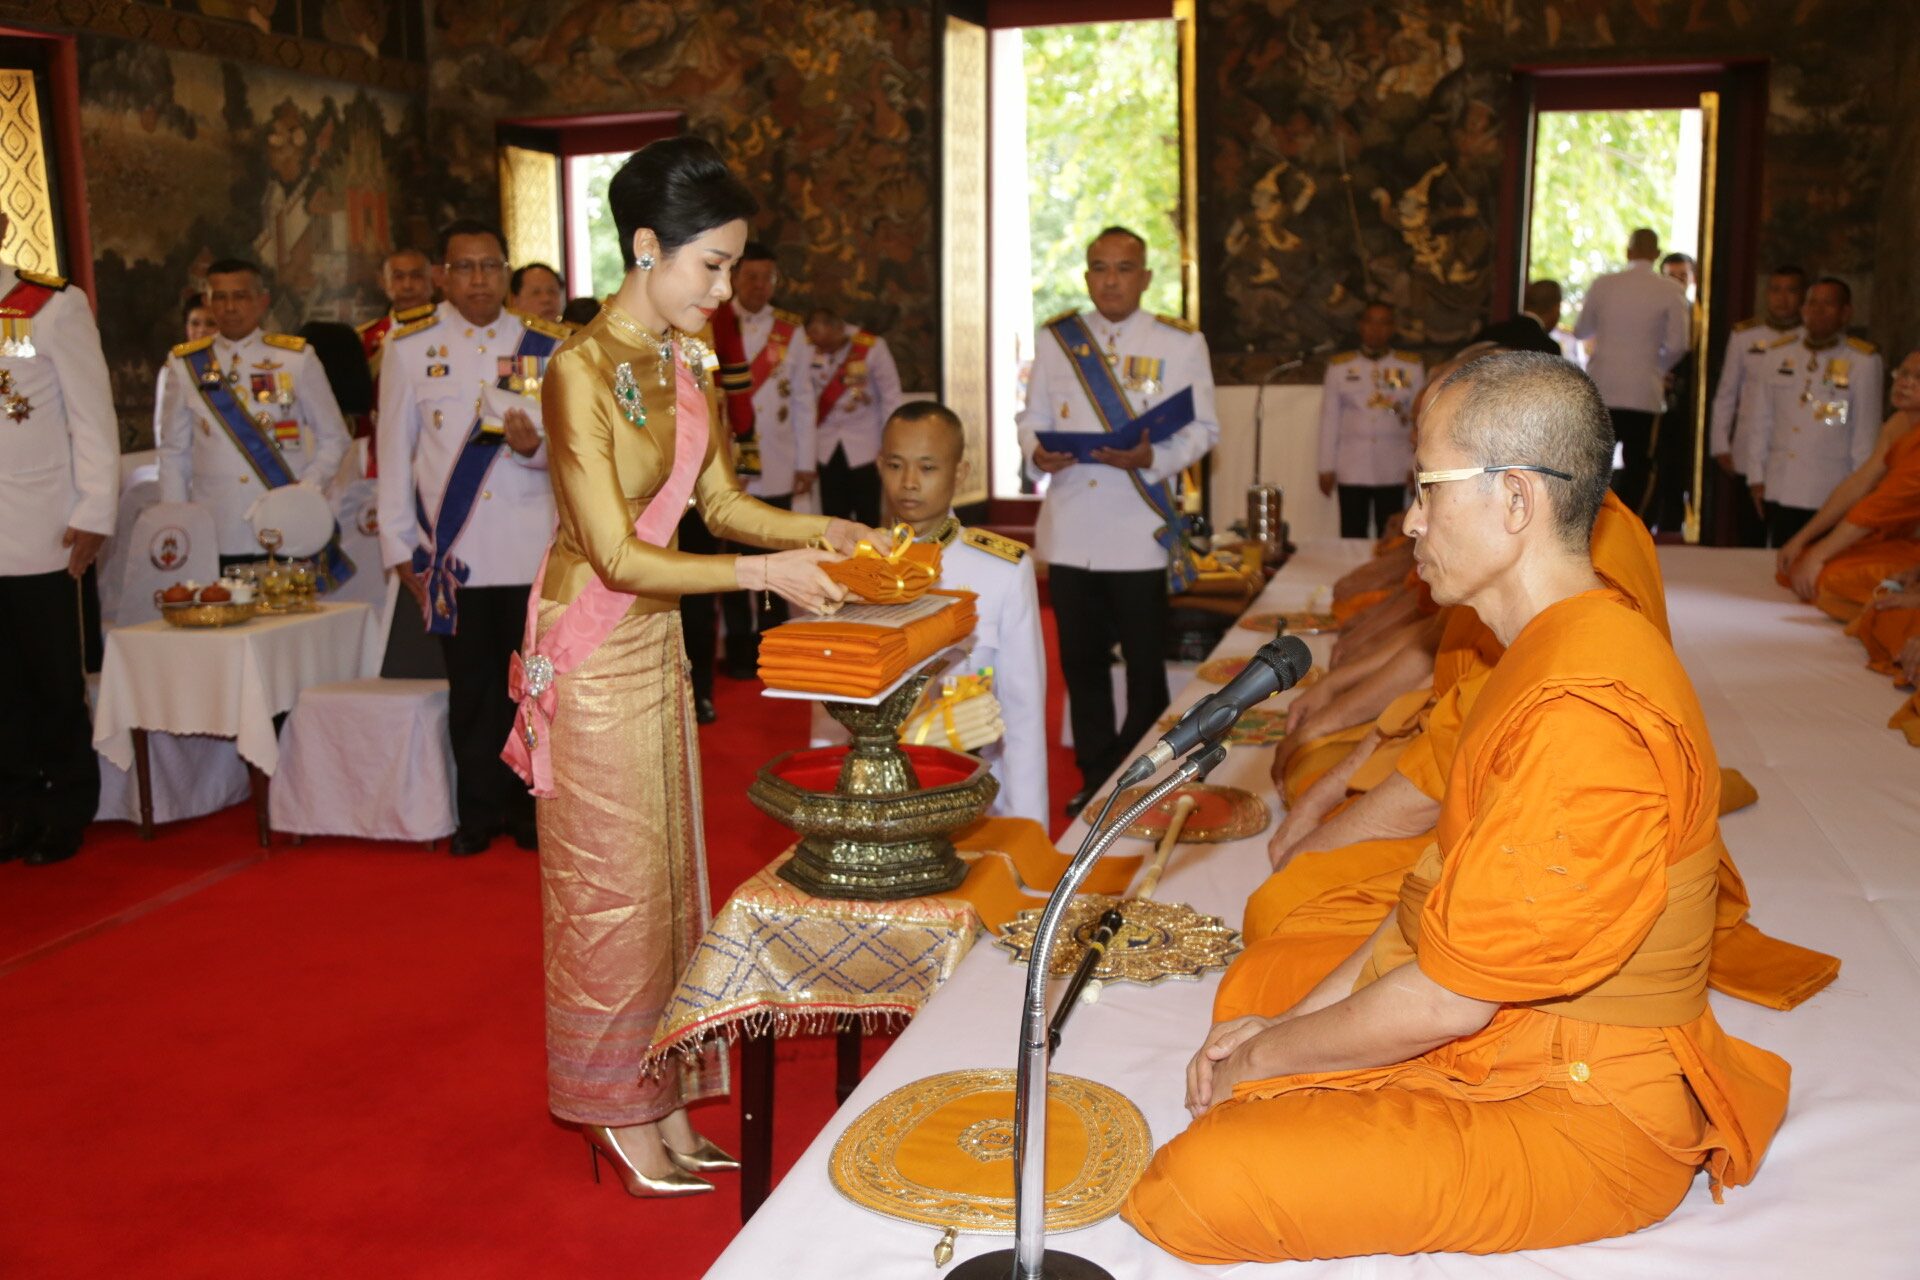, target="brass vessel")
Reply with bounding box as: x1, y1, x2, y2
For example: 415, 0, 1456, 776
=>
751, 664, 998, 900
